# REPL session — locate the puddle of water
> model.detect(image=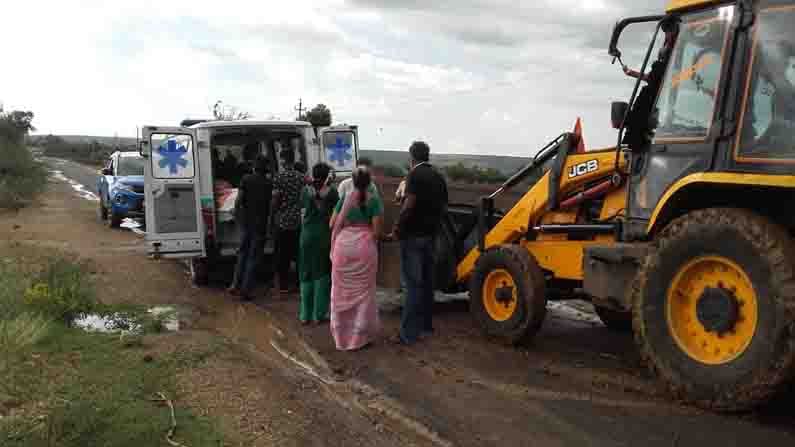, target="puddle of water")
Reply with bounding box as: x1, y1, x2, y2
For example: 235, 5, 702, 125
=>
74, 306, 179, 333
74, 313, 135, 333
121, 218, 146, 236
547, 301, 601, 325
49, 170, 99, 202
375, 289, 470, 313
149, 306, 180, 332
50, 170, 70, 183
376, 290, 599, 325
